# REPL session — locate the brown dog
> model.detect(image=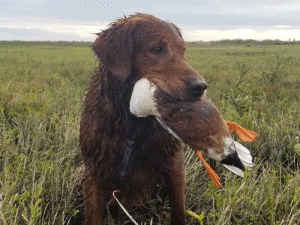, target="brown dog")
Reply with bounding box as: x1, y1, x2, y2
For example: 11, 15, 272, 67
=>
80, 13, 211, 225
